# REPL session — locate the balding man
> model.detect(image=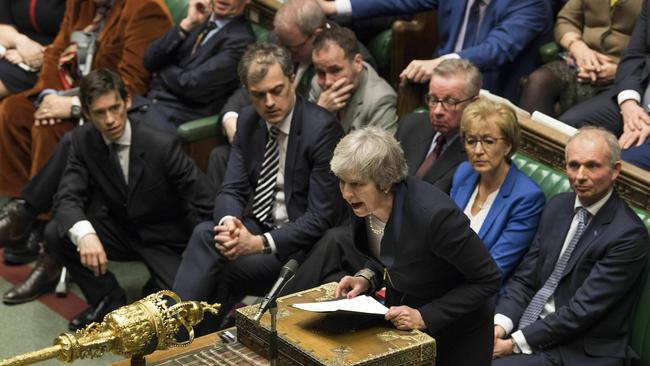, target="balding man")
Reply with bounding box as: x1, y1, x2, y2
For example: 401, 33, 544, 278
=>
492, 127, 649, 366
